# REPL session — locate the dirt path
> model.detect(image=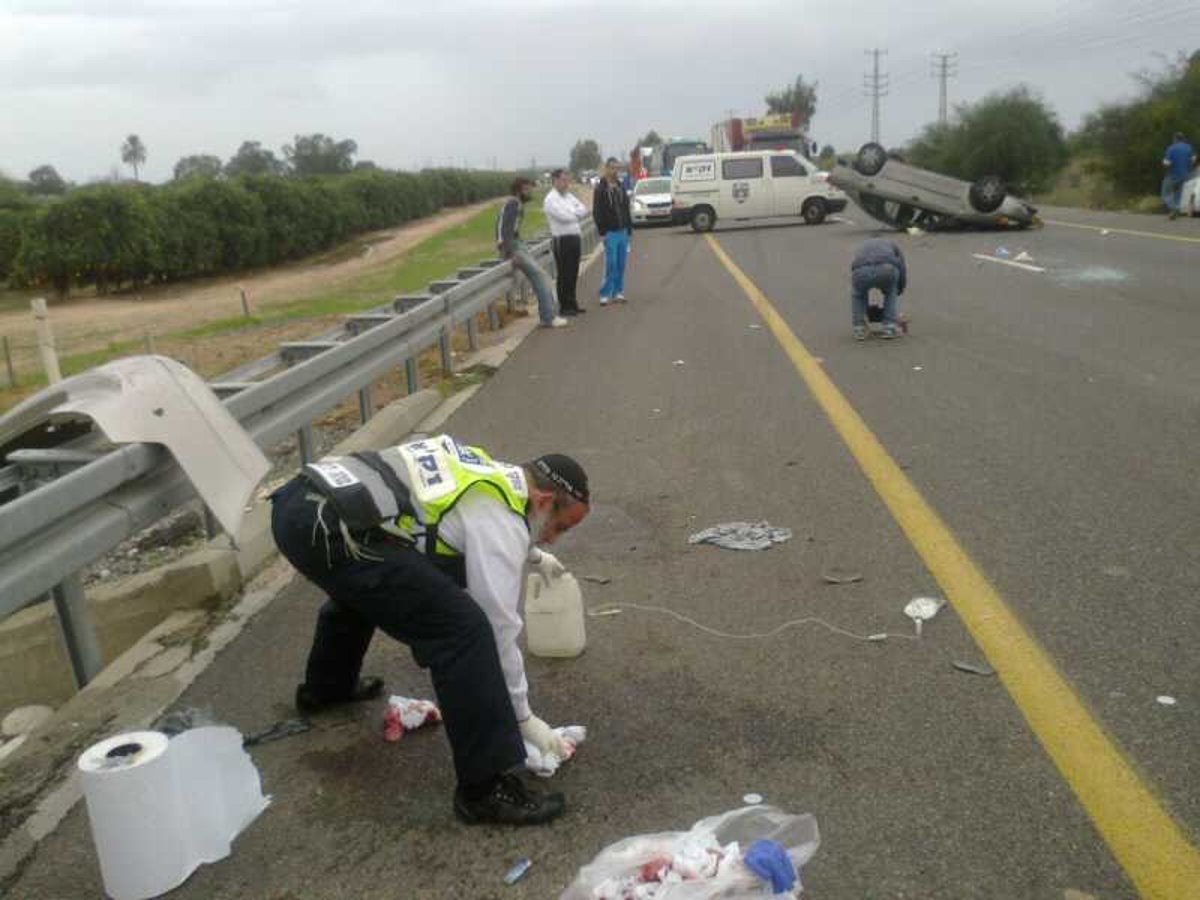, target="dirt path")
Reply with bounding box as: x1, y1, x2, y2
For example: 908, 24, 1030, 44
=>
0, 199, 500, 363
